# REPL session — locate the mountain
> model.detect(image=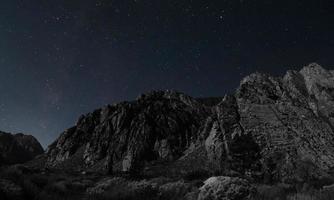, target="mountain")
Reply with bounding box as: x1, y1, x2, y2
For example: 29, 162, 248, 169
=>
46, 91, 210, 173
0, 131, 44, 165
44, 63, 334, 183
